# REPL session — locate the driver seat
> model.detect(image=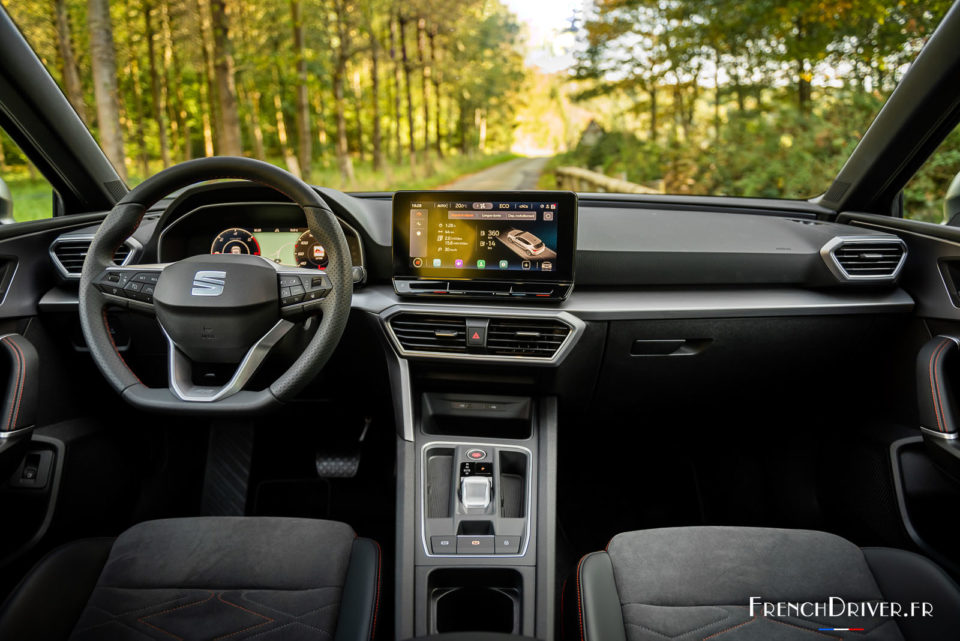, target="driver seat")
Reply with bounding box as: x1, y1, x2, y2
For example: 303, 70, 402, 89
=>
0, 517, 380, 641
